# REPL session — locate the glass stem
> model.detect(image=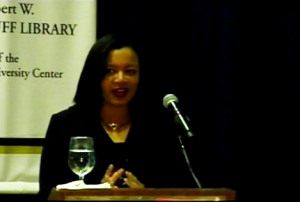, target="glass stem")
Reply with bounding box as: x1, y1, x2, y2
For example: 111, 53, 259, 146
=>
79, 175, 84, 181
